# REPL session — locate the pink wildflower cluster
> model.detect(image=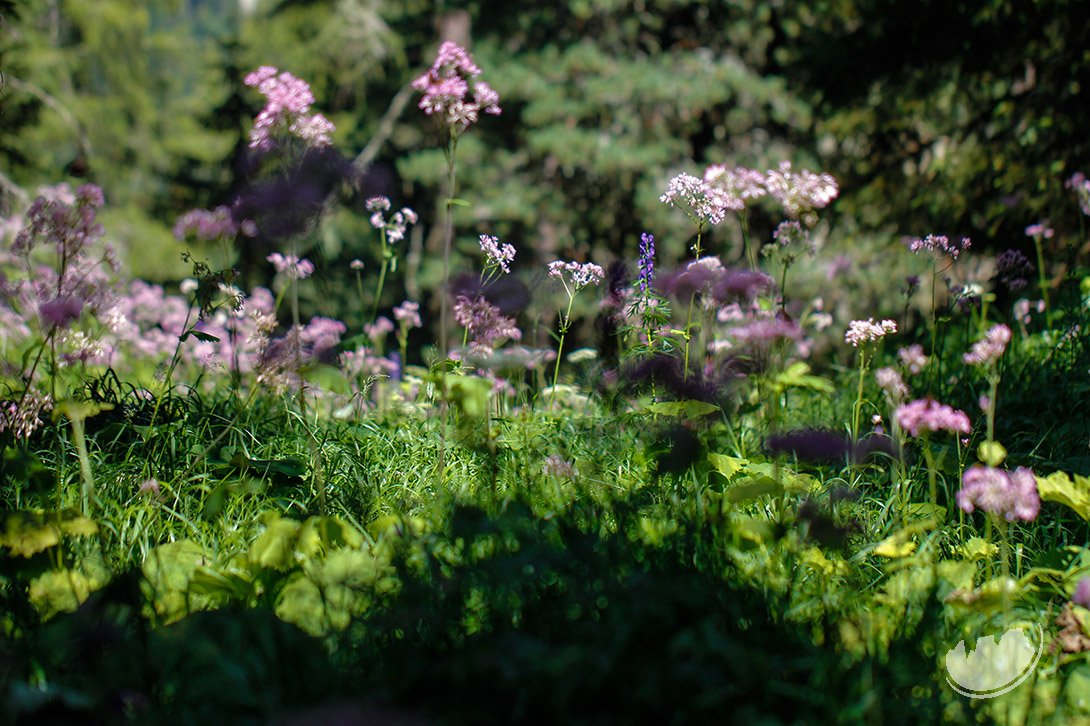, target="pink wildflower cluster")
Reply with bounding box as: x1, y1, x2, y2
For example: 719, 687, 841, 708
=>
1024, 221, 1055, 239
367, 197, 418, 243
906, 234, 971, 259
13, 183, 104, 258
894, 398, 971, 437
0, 390, 53, 440
453, 294, 522, 357
5, 184, 123, 340
393, 300, 422, 329
956, 464, 1039, 522
411, 41, 501, 130
844, 318, 897, 347
256, 316, 347, 394
479, 234, 516, 273
660, 173, 727, 226
875, 367, 909, 403
548, 260, 605, 290
267, 252, 315, 280
703, 165, 768, 212
173, 206, 256, 242
1067, 172, 1090, 216
963, 324, 1011, 366
244, 66, 335, 151
762, 161, 839, 221
661, 162, 838, 228
898, 344, 928, 375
